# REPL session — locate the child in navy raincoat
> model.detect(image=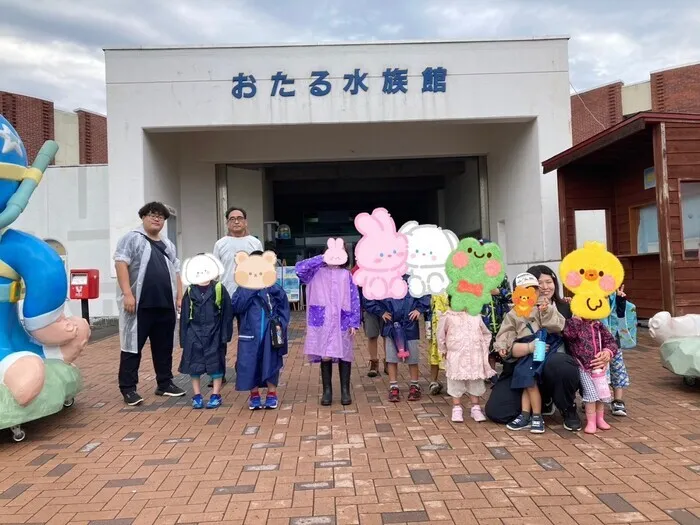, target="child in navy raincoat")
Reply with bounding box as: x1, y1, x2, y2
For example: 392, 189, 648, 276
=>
231, 250, 291, 410
179, 254, 234, 410
365, 276, 430, 402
